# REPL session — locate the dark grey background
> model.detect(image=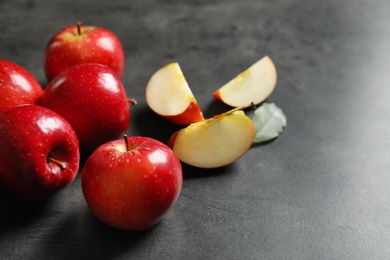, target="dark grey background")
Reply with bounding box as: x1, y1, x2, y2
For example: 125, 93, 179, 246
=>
1, 0, 390, 259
